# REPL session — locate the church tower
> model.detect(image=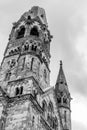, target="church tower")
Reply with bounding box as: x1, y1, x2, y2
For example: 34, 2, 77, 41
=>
0, 6, 52, 130
0, 6, 71, 130
55, 61, 71, 130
